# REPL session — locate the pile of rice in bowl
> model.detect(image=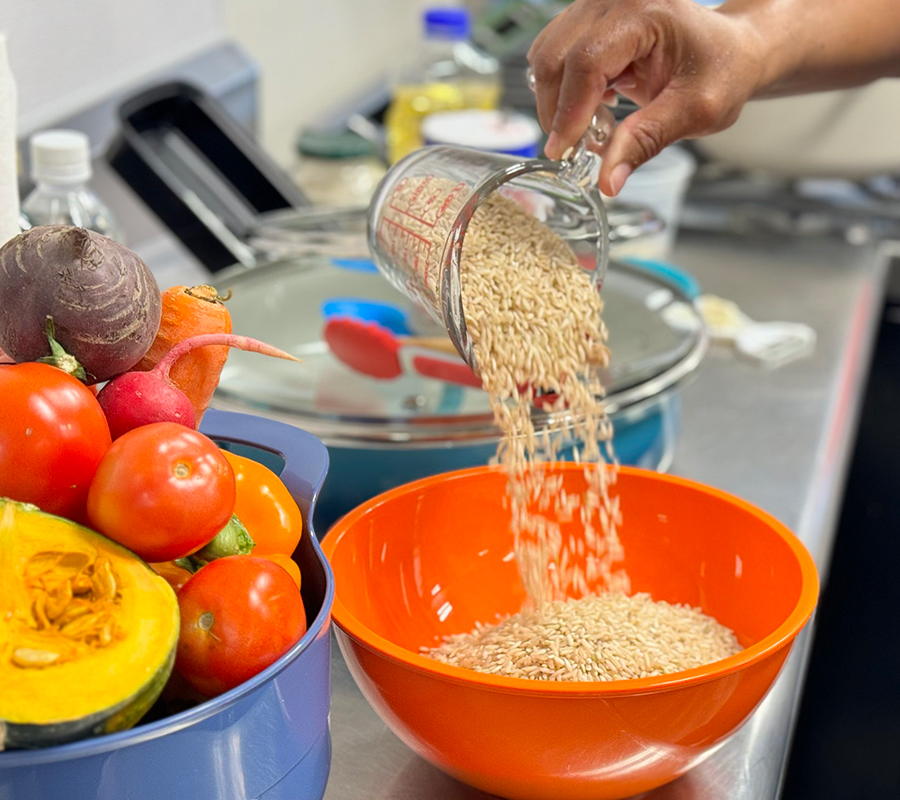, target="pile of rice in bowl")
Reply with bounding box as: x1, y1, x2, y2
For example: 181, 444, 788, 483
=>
382, 179, 742, 682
